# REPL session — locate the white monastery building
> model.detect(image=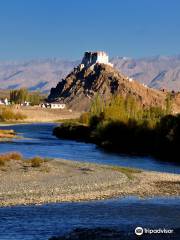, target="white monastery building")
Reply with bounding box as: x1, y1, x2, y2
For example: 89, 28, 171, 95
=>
80, 51, 113, 69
